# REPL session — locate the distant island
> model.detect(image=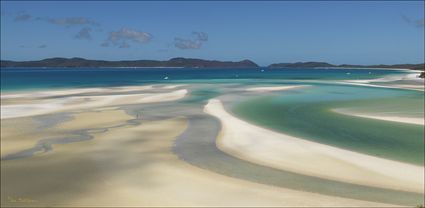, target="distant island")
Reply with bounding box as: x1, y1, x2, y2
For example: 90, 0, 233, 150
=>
0, 57, 259, 68
268, 62, 425, 71
1, 57, 424, 72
